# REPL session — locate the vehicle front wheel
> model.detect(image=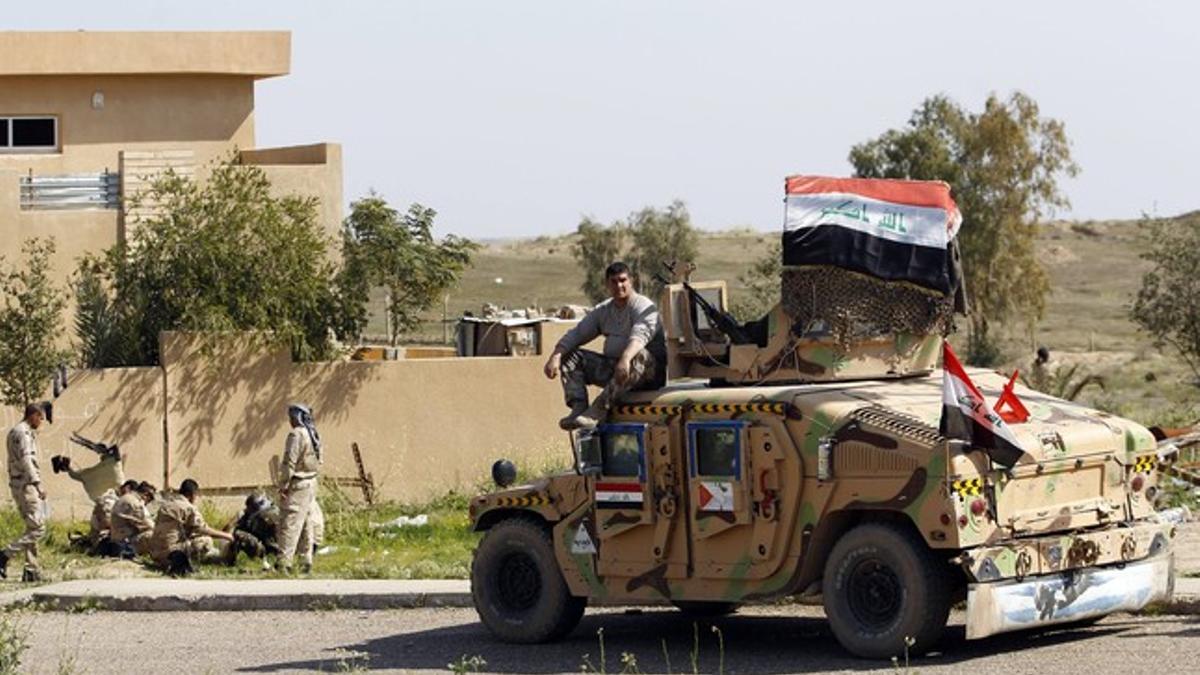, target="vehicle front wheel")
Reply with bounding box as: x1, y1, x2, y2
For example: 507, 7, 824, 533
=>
471, 518, 586, 643
822, 522, 951, 659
